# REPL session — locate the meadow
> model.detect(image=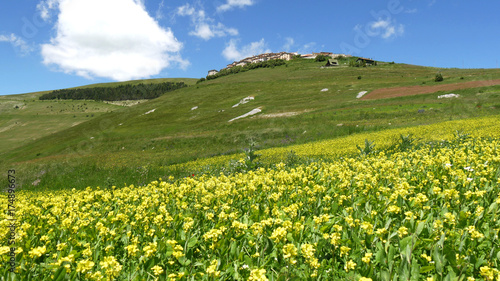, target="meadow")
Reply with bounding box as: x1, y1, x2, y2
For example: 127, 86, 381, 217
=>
2, 59, 500, 190
1, 58, 500, 280
1, 117, 499, 280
